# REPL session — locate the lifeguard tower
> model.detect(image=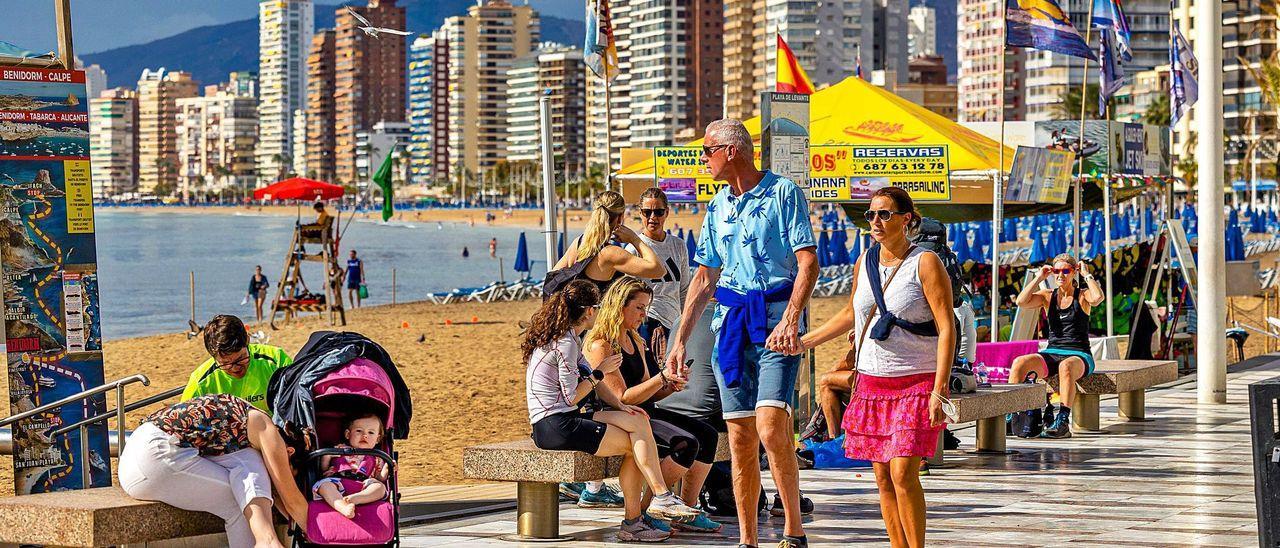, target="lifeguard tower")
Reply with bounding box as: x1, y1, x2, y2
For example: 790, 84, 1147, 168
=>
252, 178, 348, 329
